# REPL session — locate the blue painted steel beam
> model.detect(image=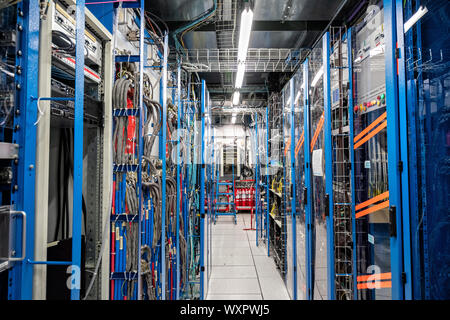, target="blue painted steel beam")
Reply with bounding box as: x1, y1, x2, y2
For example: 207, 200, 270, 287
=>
160, 33, 169, 300
384, 0, 404, 300
136, 0, 145, 299
289, 77, 298, 300
265, 107, 270, 257
323, 32, 335, 300
302, 59, 313, 300
395, 0, 412, 299
71, 0, 86, 301
199, 80, 206, 299
176, 62, 182, 299
7, 0, 39, 300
